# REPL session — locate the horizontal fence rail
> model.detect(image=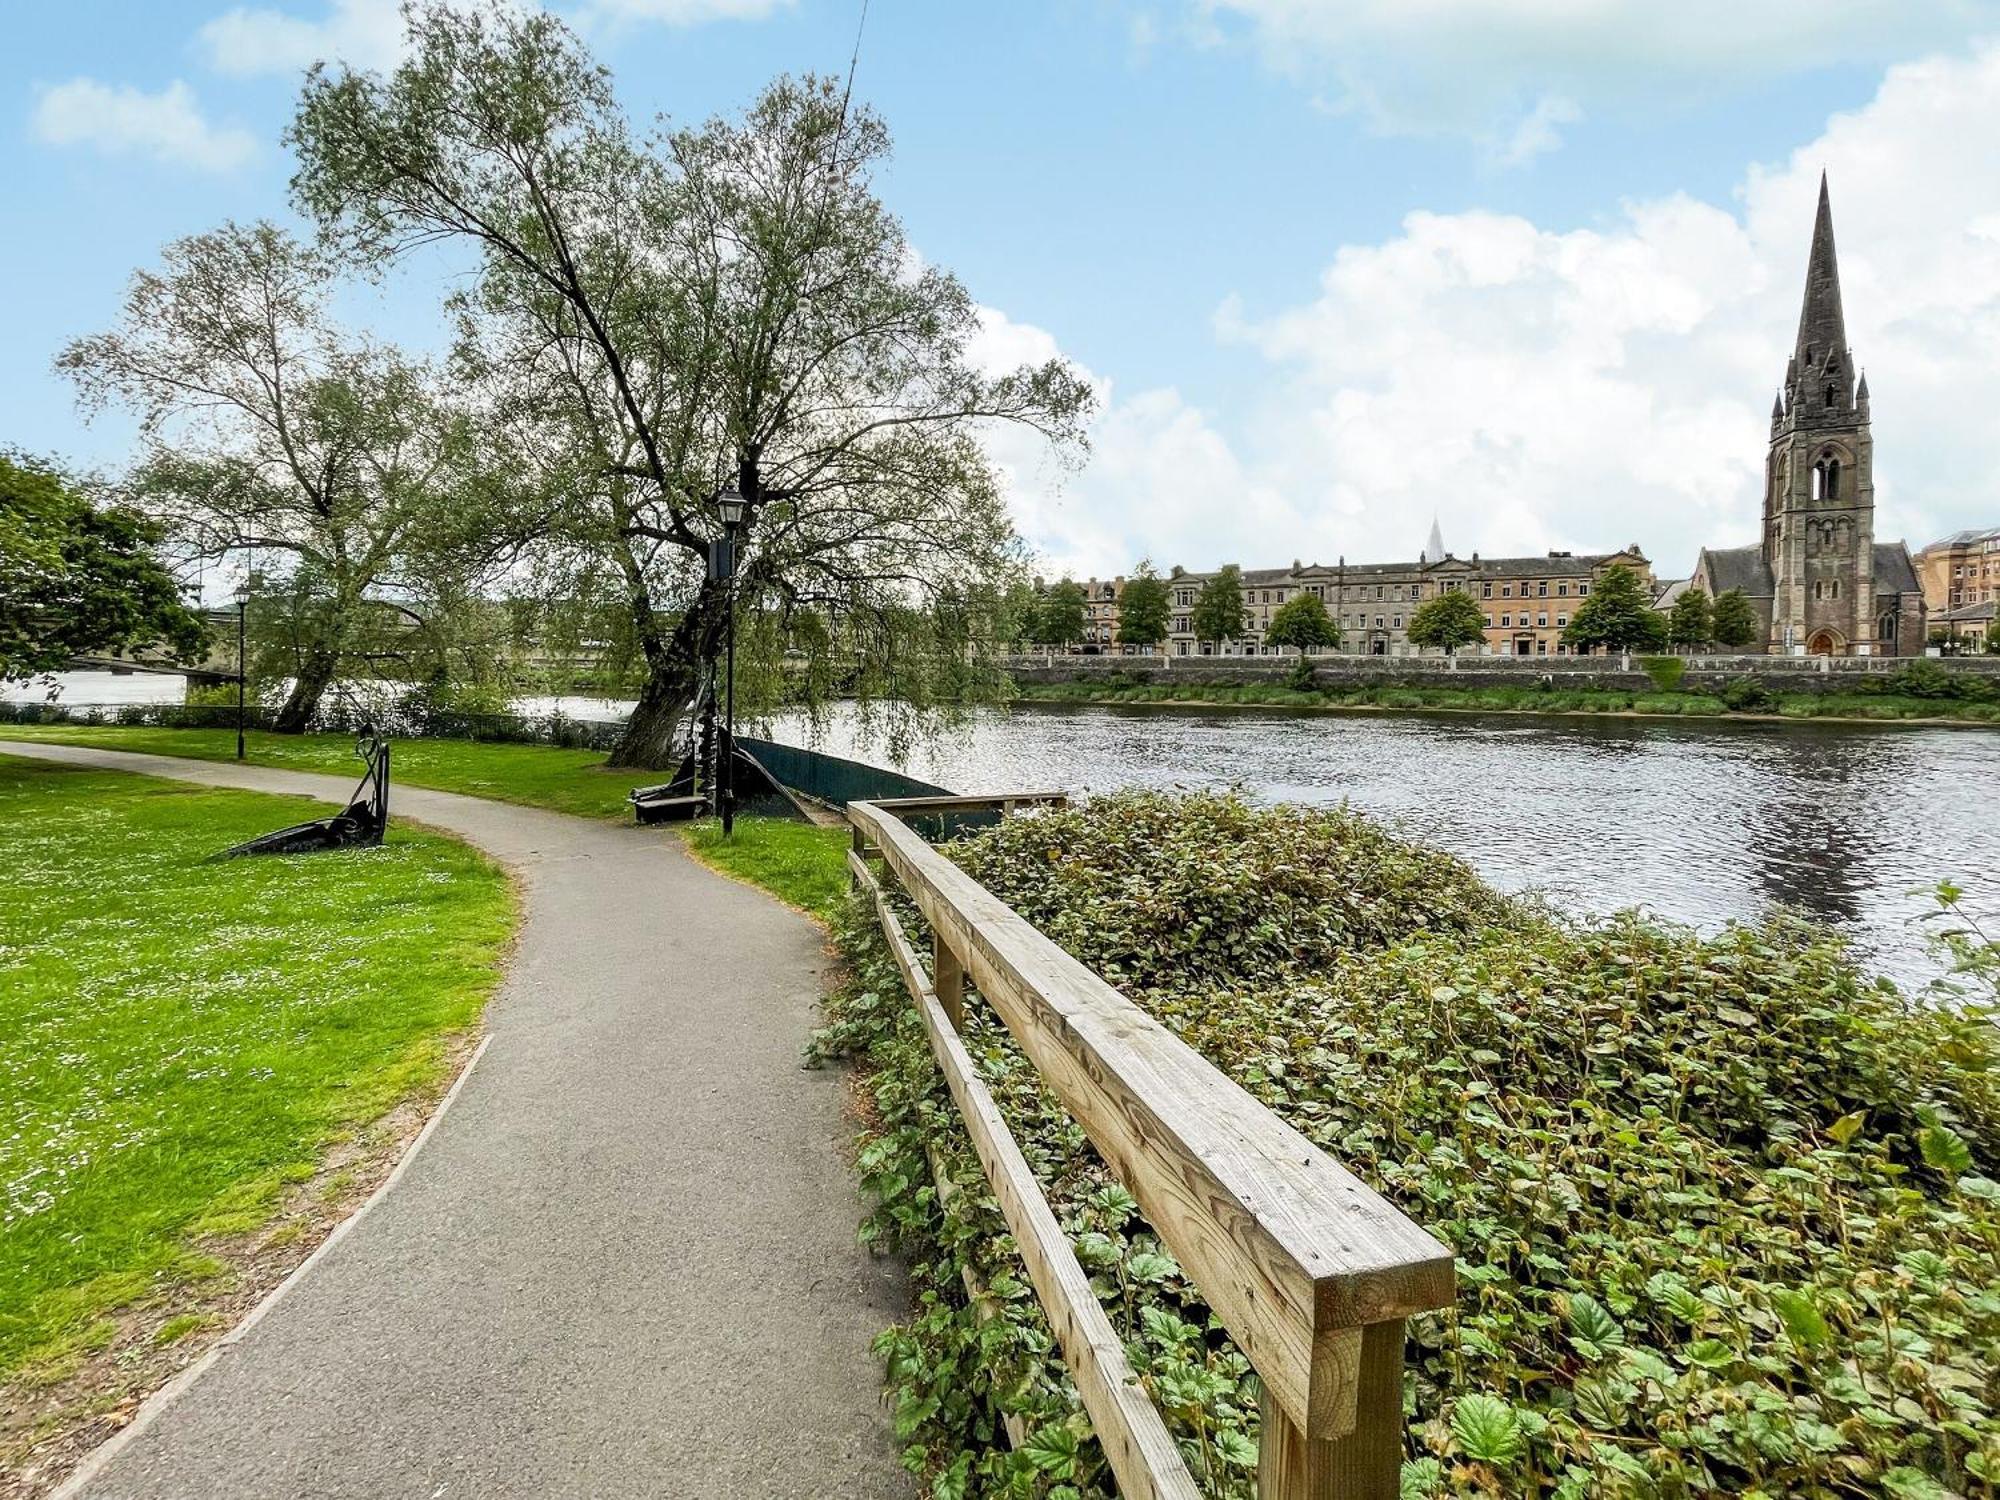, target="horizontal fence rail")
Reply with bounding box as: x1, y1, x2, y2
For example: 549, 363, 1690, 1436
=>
846, 794, 1455, 1499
